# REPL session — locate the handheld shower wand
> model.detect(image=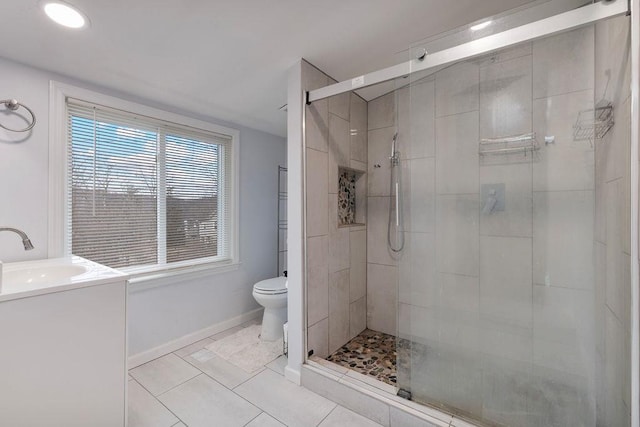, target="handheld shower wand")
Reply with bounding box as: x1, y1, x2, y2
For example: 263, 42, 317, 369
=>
390, 133, 400, 166
387, 132, 404, 253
